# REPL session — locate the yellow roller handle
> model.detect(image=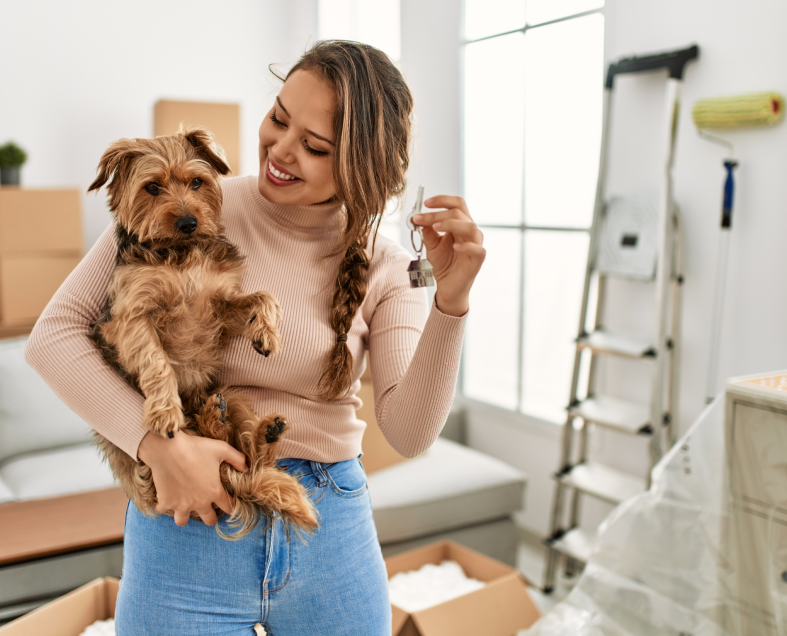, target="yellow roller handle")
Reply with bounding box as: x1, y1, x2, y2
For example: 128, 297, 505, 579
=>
692, 92, 785, 129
